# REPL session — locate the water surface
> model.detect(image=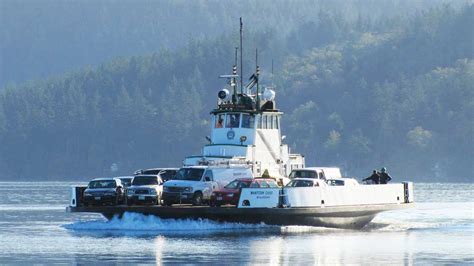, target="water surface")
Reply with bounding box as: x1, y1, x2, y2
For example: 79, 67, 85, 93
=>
0, 182, 472, 264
